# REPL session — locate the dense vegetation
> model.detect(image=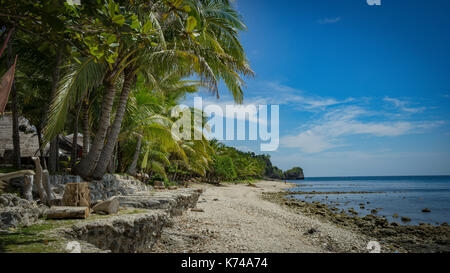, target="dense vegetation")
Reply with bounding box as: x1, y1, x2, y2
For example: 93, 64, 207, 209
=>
0, 0, 300, 185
